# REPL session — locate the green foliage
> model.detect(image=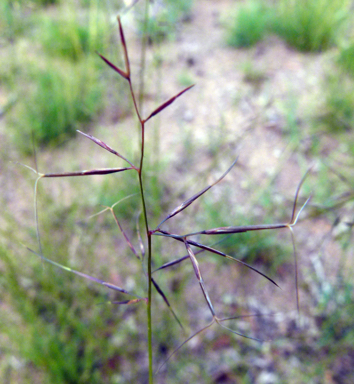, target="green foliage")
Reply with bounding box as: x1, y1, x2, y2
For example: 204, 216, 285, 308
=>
226, 1, 270, 48
96, 171, 140, 220
2, 2, 118, 153
137, 0, 194, 43
0, 224, 120, 383
165, 0, 193, 18
317, 280, 354, 351
271, 0, 349, 52
11, 60, 103, 151
177, 70, 195, 88
28, 0, 60, 6
40, 11, 110, 61
338, 43, 354, 77
226, 0, 349, 52
242, 61, 268, 88
79, 0, 123, 8
0, 0, 60, 40
0, 0, 30, 40
322, 72, 354, 132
